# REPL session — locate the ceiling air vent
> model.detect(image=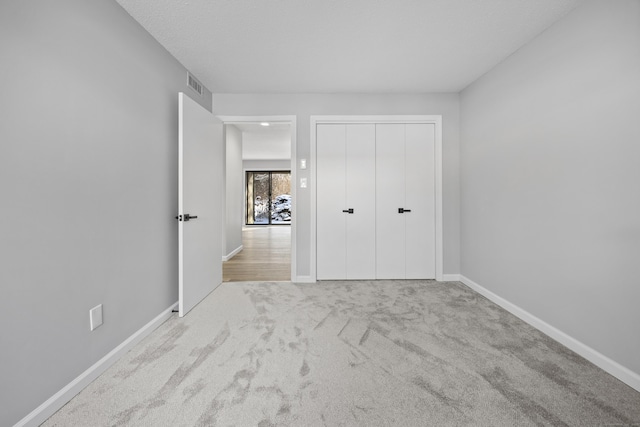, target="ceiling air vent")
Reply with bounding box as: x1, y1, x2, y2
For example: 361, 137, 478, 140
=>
187, 72, 203, 96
